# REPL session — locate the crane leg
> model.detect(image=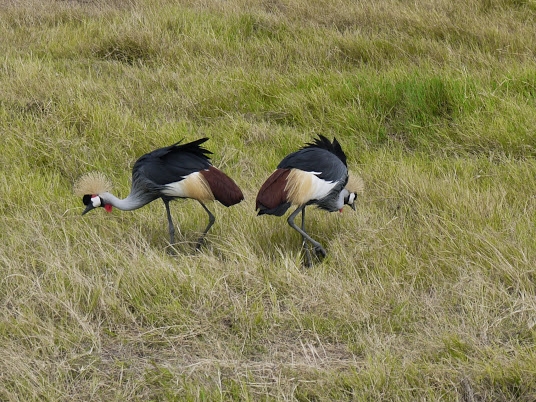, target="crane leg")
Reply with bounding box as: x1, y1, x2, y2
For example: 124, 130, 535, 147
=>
196, 201, 215, 250
288, 205, 326, 263
301, 208, 312, 267
163, 199, 176, 244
